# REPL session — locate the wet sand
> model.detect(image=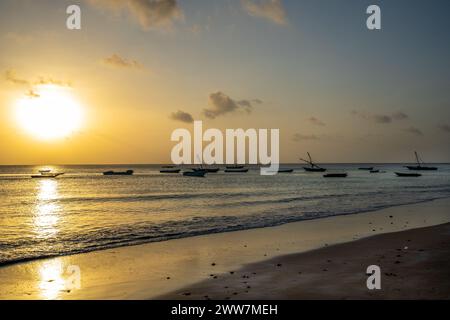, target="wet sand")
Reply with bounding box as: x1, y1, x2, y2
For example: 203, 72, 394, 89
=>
161, 223, 450, 300
0, 198, 449, 299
